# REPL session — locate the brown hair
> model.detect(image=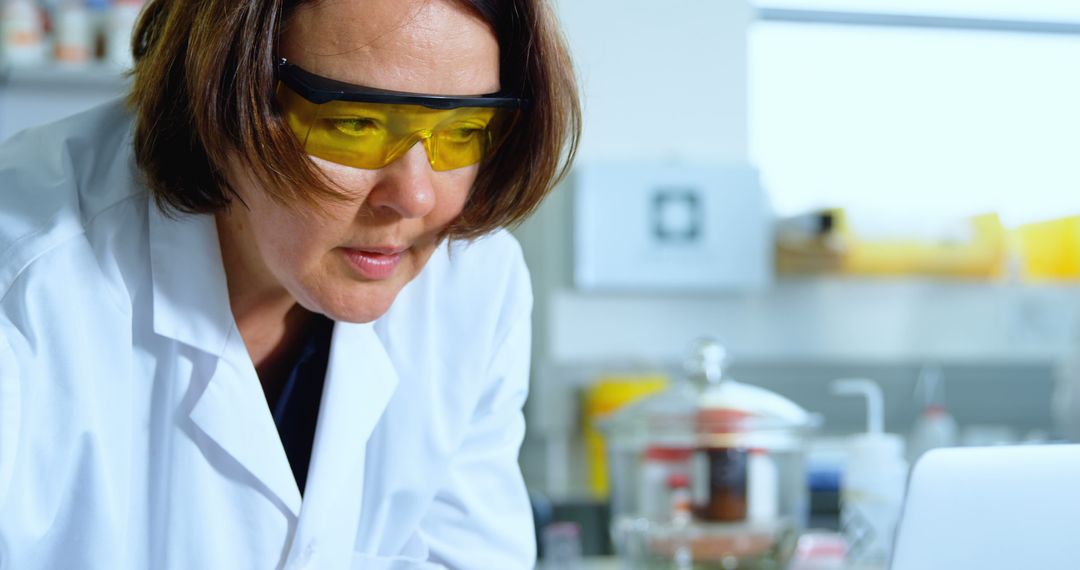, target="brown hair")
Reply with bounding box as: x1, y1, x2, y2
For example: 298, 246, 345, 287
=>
128, 0, 581, 239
